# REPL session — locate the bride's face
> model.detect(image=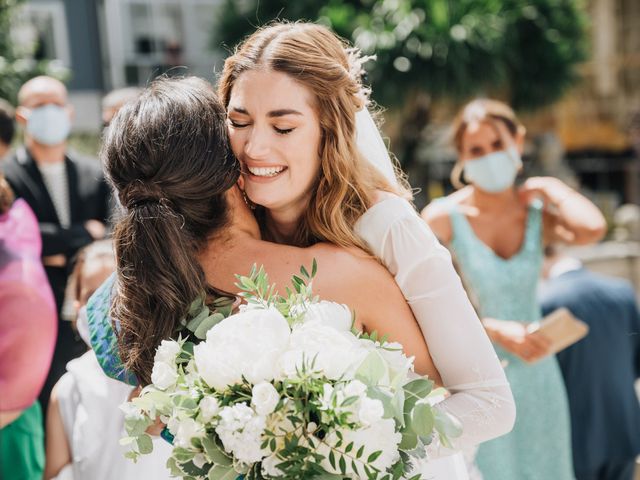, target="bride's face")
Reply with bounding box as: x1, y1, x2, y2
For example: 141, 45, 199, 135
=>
227, 69, 322, 217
